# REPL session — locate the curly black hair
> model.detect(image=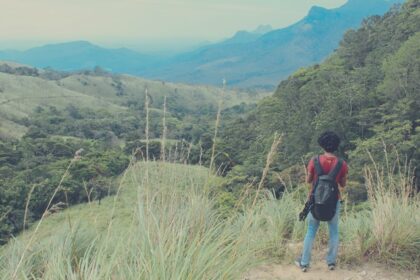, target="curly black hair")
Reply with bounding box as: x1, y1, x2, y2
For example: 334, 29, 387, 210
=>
318, 131, 340, 153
